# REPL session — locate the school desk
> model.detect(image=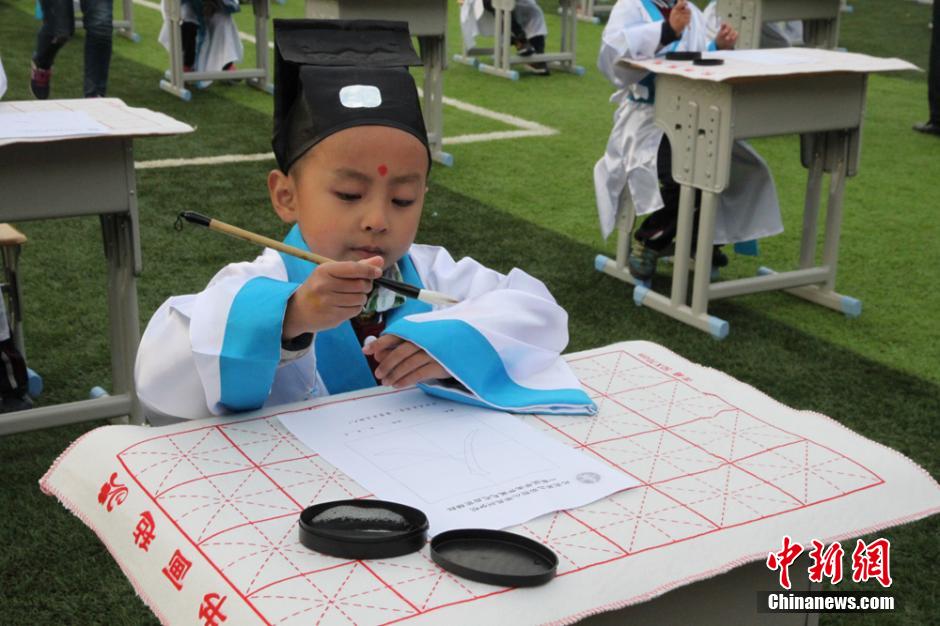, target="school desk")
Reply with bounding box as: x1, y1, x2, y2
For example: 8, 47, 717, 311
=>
716, 0, 842, 50
305, 0, 454, 167
0, 98, 192, 435
595, 47, 915, 338
454, 0, 585, 81
40, 341, 939, 624
159, 0, 273, 102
